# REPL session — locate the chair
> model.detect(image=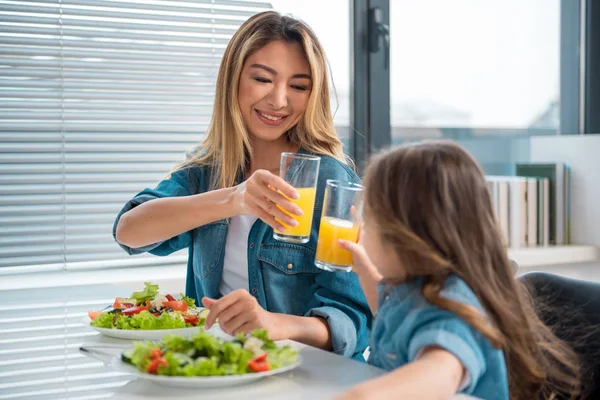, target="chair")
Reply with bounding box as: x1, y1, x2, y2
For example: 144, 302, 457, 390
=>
518, 272, 600, 400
